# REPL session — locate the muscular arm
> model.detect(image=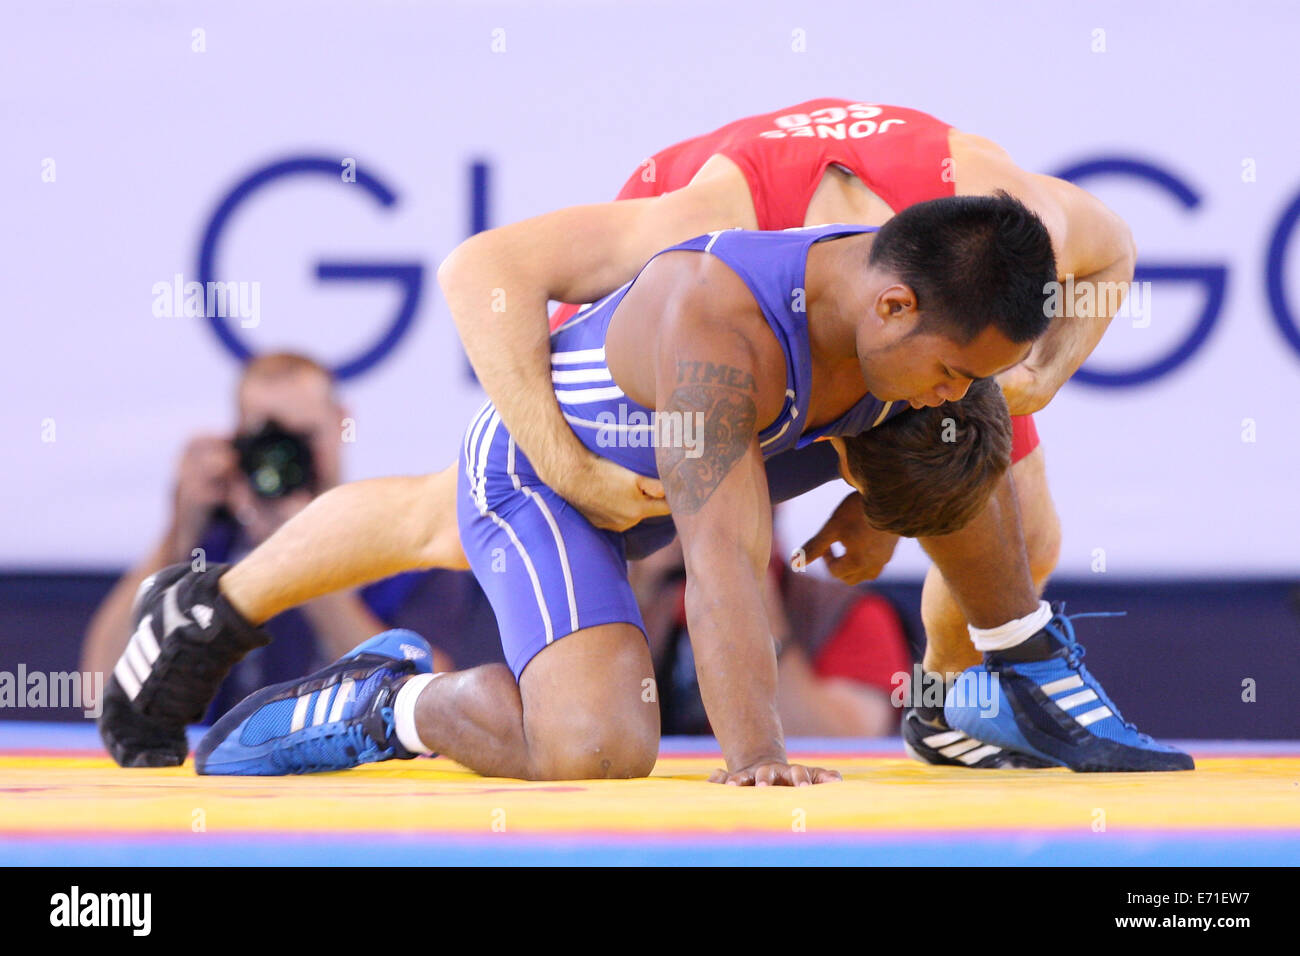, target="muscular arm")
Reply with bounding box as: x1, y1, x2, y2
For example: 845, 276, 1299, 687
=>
640, 262, 826, 777
656, 352, 784, 772
1018, 171, 1138, 408
436, 159, 752, 530
954, 133, 1139, 413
